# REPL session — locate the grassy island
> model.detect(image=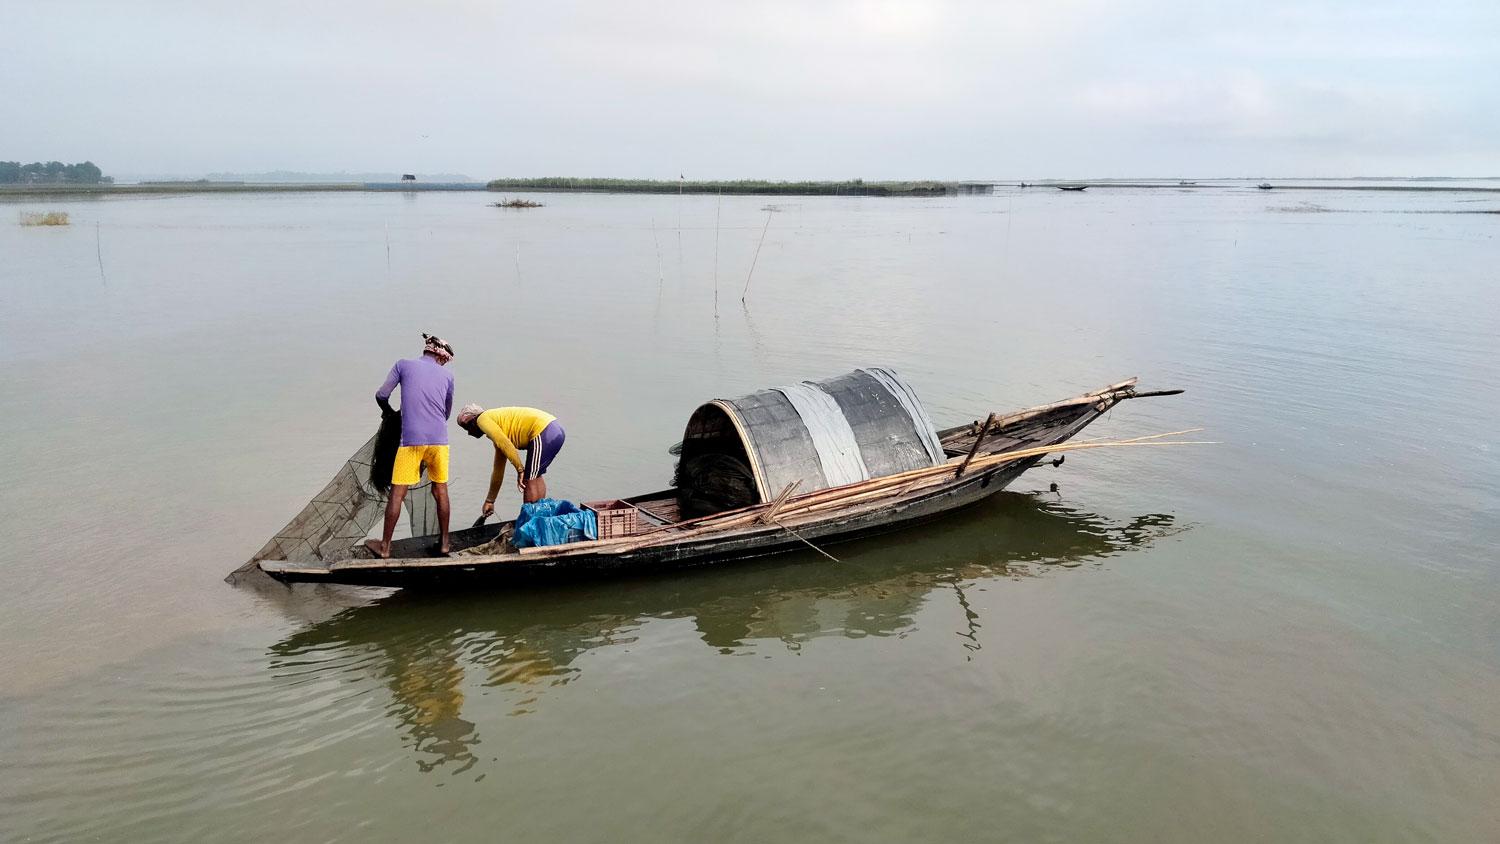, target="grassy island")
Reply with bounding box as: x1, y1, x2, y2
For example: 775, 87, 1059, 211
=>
483, 178, 947, 196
